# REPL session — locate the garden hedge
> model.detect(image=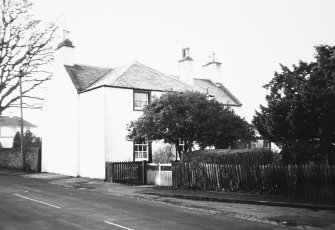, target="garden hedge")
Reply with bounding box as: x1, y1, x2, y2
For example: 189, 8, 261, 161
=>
182, 148, 281, 165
